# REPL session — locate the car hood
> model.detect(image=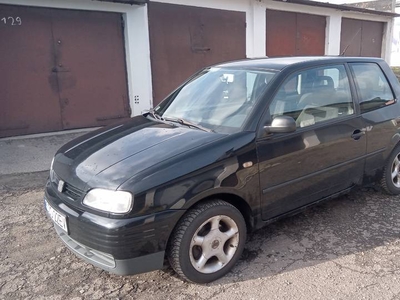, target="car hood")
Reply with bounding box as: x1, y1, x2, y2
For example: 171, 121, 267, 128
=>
53, 116, 224, 191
